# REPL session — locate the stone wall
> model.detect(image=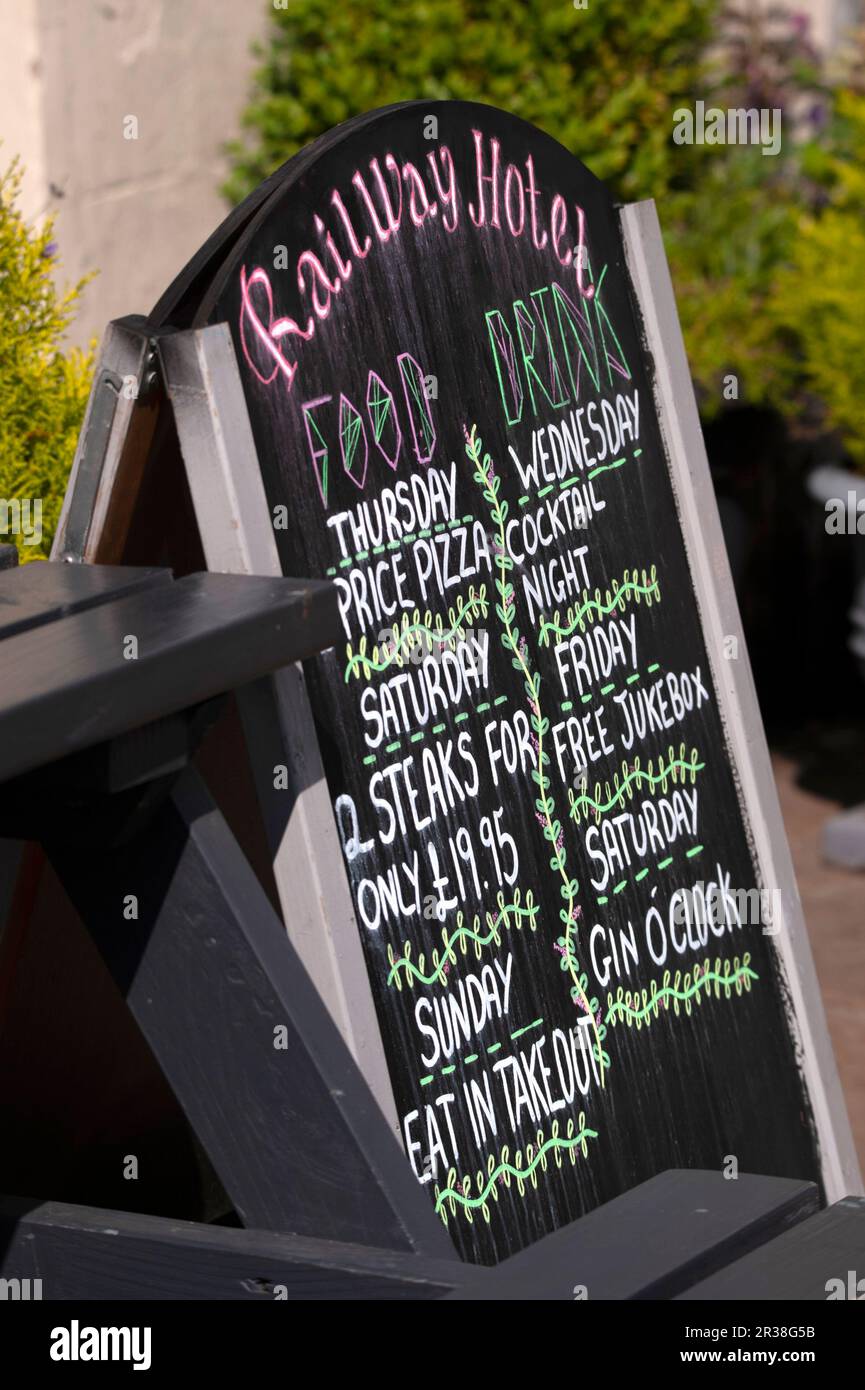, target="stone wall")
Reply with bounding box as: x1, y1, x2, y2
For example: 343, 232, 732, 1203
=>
0, 0, 268, 347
